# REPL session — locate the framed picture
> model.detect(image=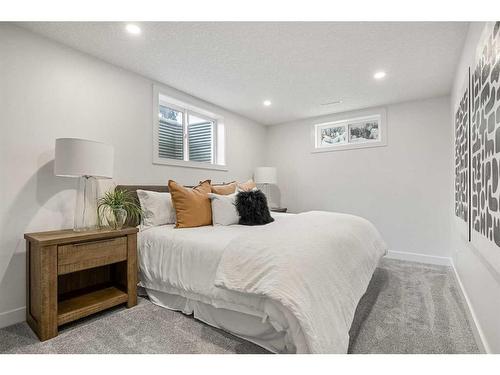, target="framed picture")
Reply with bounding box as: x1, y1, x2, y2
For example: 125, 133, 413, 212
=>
348, 120, 380, 143
317, 124, 347, 146
313, 111, 386, 152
